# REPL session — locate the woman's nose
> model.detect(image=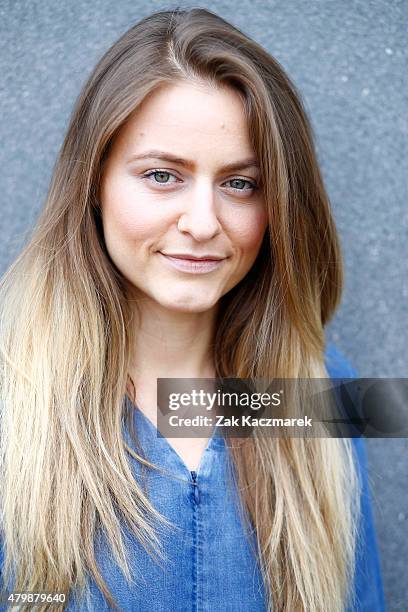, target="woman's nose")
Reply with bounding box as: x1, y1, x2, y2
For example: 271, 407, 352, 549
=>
177, 181, 222, 241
